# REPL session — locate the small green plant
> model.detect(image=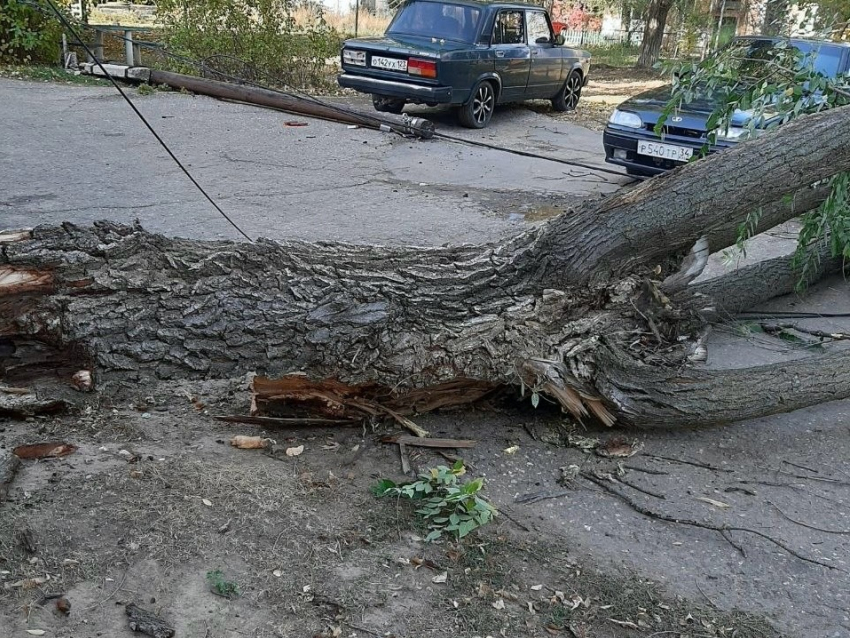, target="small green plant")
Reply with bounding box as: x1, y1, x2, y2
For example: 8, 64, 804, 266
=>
137, 83, 155, 95
206, 569, 239, 598
373, 461, 497, 542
